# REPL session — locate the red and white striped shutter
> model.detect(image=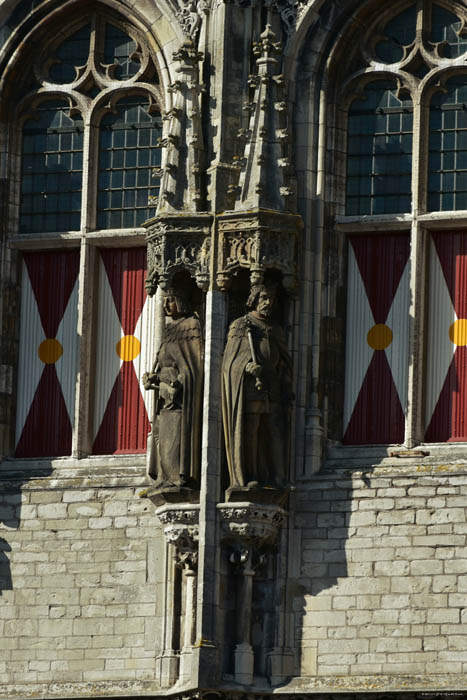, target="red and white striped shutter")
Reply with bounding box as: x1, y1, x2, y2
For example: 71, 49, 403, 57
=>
343, 234, 410, 444
15, 251, 80, 457
92, 248, 155, 454
425, 231, 467, 441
